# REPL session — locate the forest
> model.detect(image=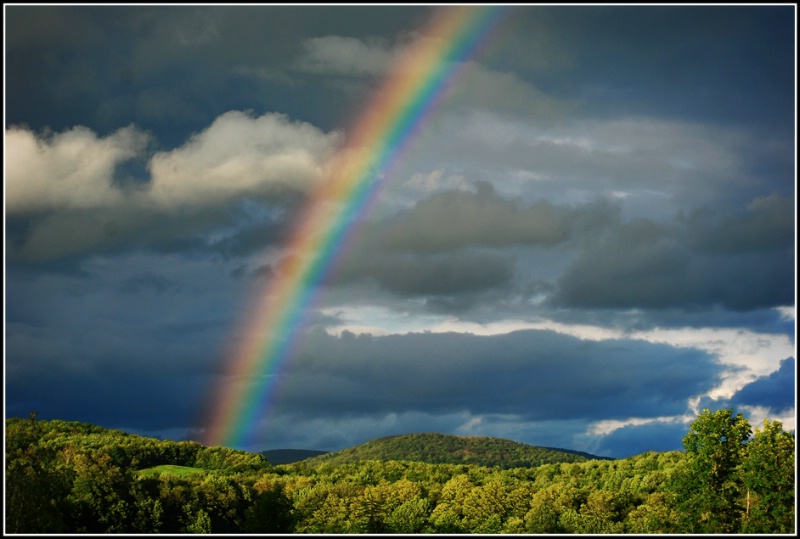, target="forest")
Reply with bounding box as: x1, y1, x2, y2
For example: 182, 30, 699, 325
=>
5, 408, 795, 534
